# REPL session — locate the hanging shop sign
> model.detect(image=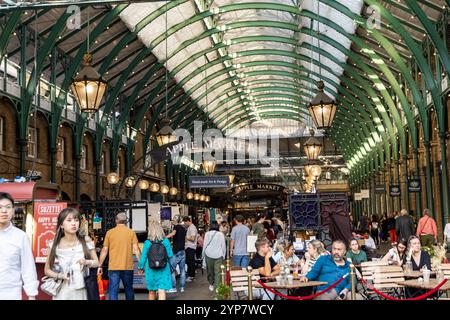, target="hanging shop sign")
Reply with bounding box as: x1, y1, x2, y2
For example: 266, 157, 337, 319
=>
360, 189, 370, 199
354, 193, 362, 201
375, 185, 385, 194
389, 185, 401, 197
33, 202, 68, 263
232, 183, 287, 194
407, 179, 421, 193
189, 175, 230, 188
